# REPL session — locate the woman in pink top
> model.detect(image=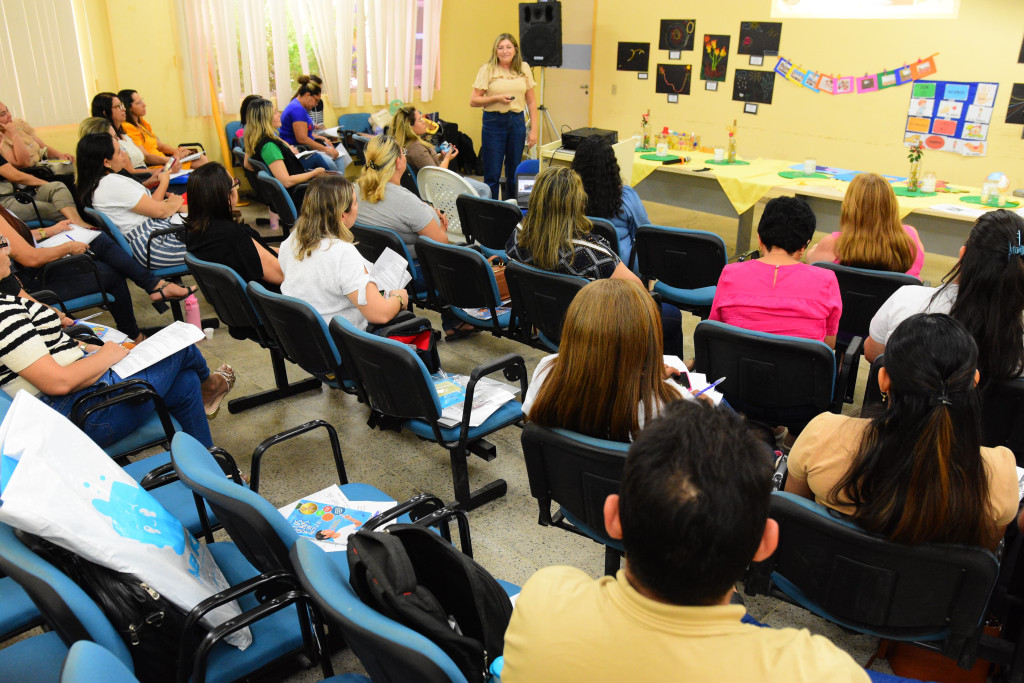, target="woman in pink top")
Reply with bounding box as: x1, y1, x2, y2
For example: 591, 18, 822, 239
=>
710, 196, 842, 347
806, 172, 925, 277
